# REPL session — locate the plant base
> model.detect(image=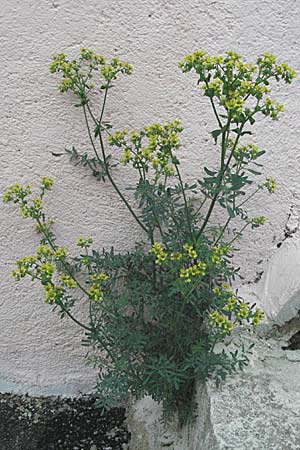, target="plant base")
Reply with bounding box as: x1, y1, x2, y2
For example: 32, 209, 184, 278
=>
126, 383, 217, 450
